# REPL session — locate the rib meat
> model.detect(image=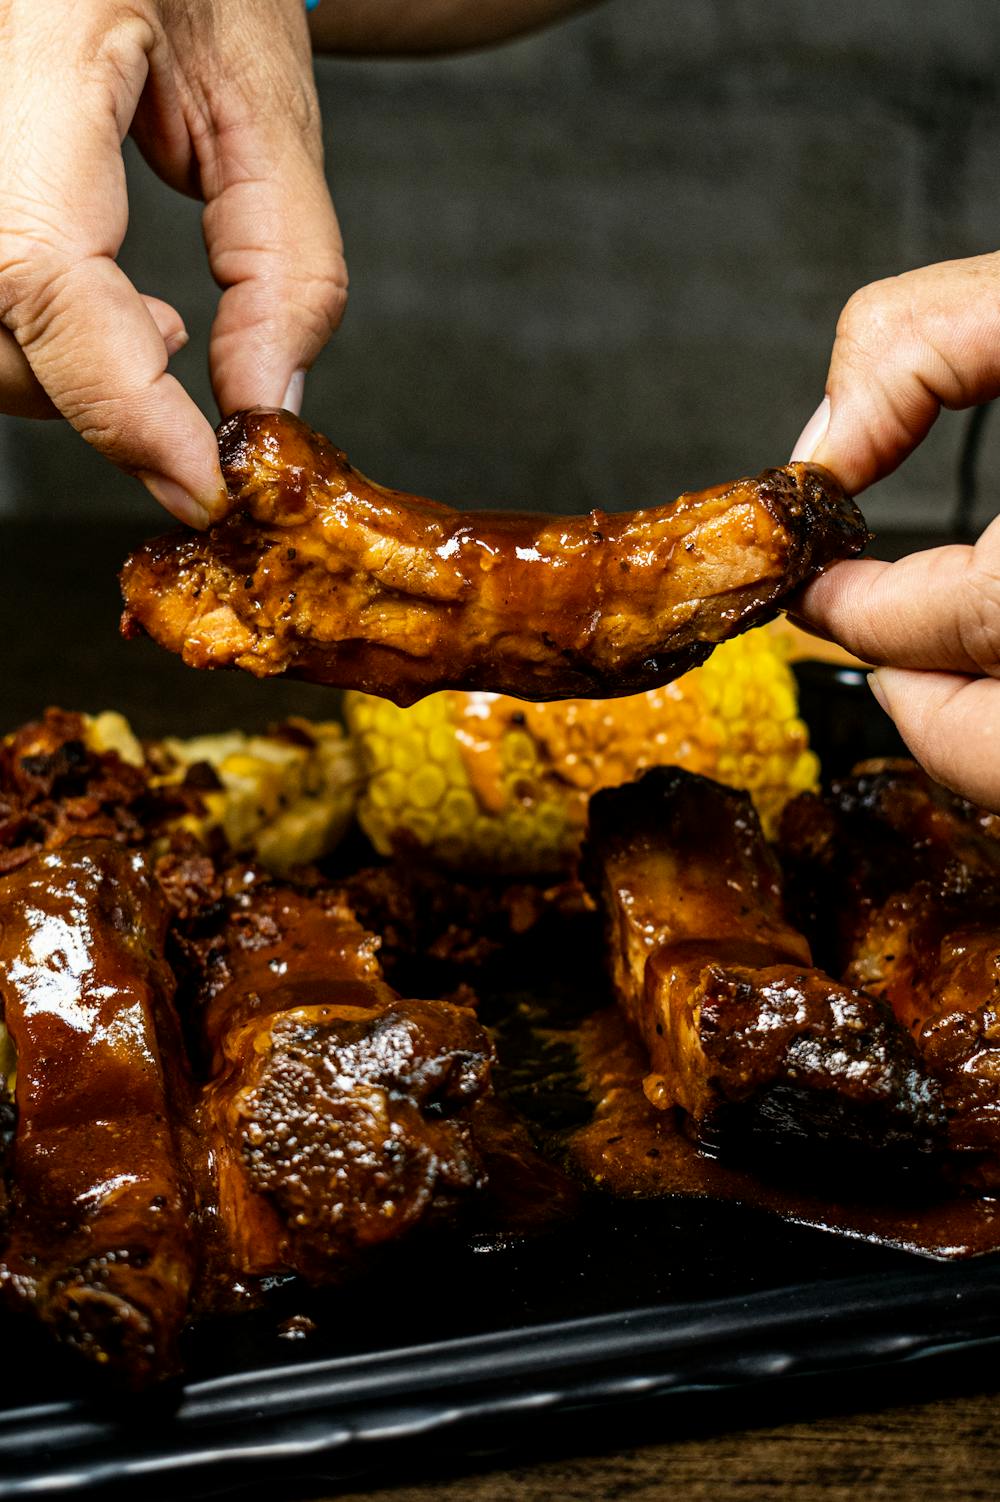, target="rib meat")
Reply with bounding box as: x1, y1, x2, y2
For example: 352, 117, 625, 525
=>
119, 409, 868, 706
0, 841, 195, 1386
779, 762, 1000, 1168
175, 864, 495, 1281
779, 758, 1000, 968
585, 767, 943, 1161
